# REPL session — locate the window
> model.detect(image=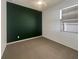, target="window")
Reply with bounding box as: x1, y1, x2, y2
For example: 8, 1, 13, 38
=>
60, 4, 78, 33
